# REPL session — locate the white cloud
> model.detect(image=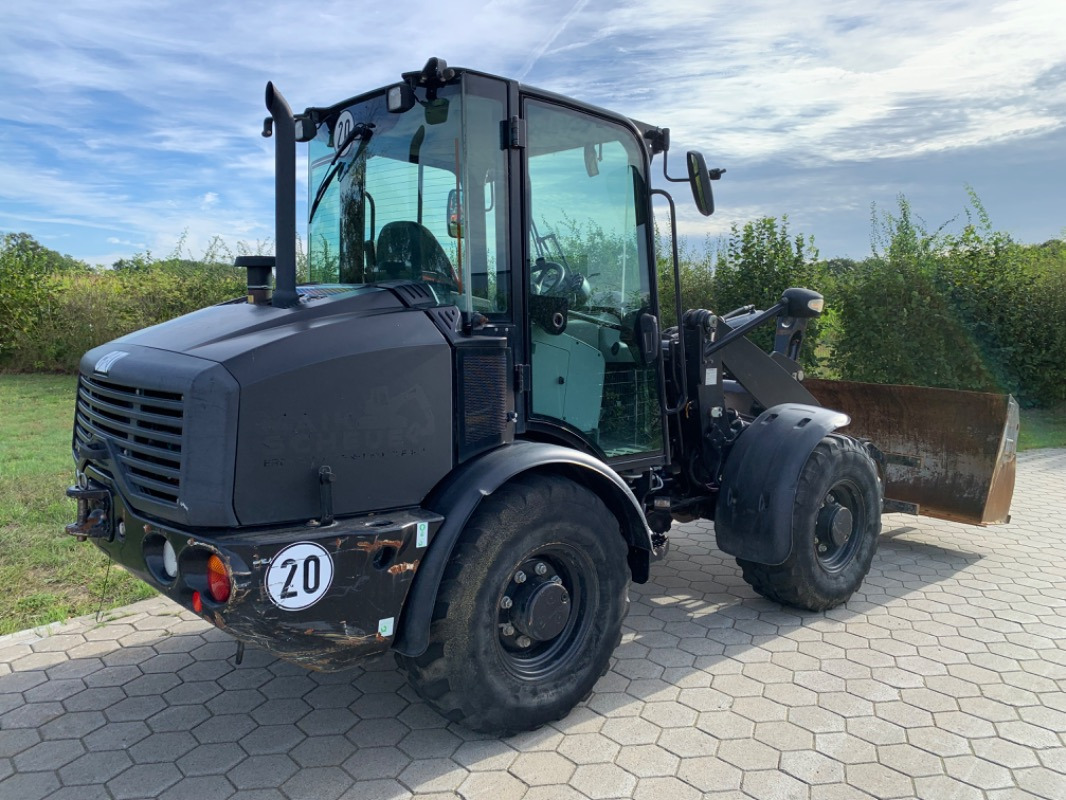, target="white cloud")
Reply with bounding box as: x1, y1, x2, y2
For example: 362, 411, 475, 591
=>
106, 236, 147, 248
1, 0, 1064, 262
